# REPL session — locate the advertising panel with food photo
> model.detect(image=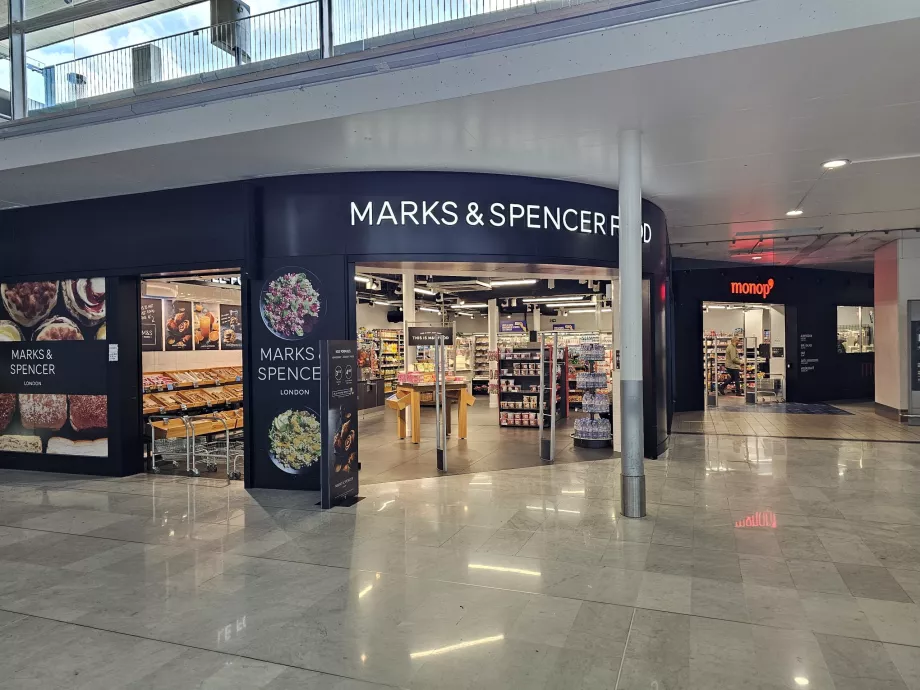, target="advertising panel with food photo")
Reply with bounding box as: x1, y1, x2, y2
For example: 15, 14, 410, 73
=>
259, 267, 324, 340
0, 278, 108, 457
249, 258, 351, 491
219, 304, 243, 350
323, 341, 359, 508
164, 300, 192, 351
192, 302, 221, 351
